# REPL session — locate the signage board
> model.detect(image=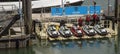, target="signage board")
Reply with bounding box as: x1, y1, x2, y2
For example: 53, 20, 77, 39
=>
51, 6, 101, 16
